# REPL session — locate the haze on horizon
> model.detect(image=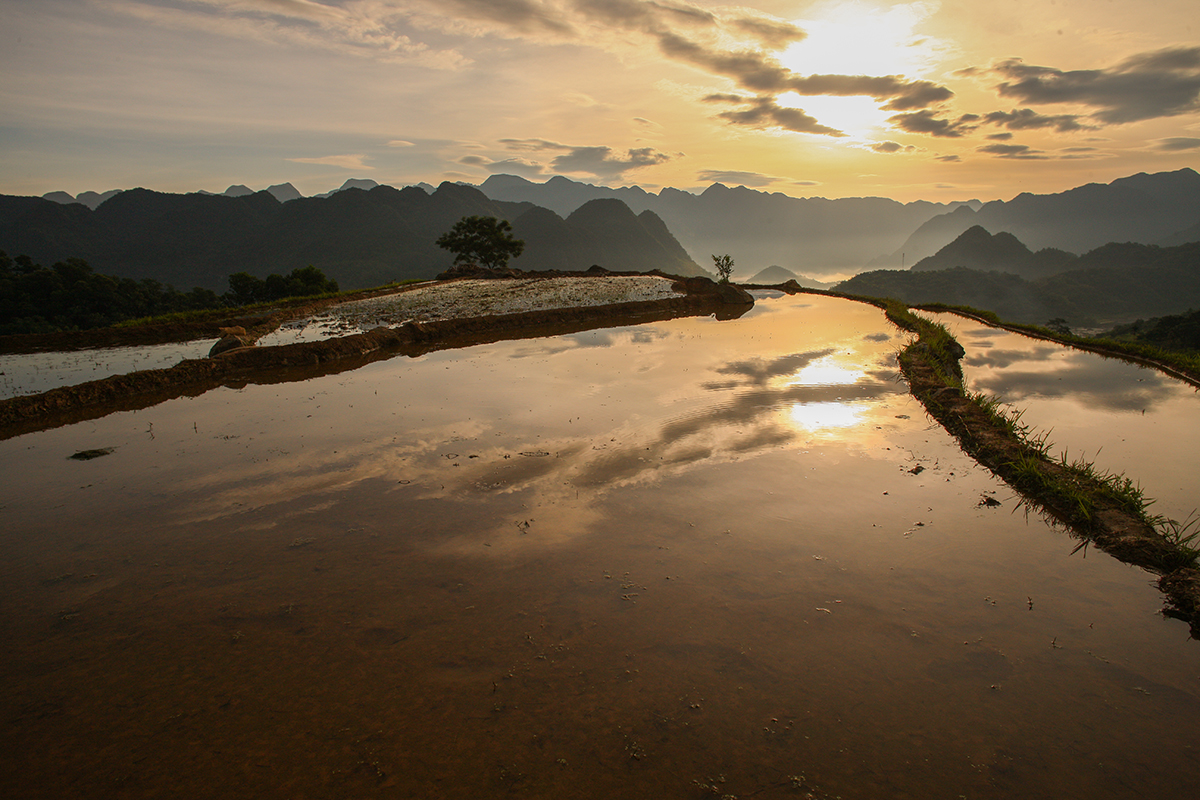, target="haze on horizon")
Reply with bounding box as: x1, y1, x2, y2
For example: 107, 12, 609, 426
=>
1, 0, 1198, 203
